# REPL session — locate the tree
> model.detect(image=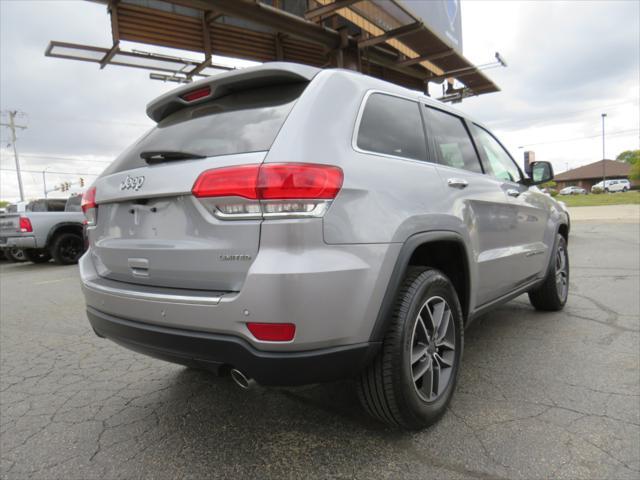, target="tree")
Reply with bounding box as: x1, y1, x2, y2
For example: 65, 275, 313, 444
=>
629, 161, 640, 182
616, 150, 640, 165
0, 200, 9, 208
